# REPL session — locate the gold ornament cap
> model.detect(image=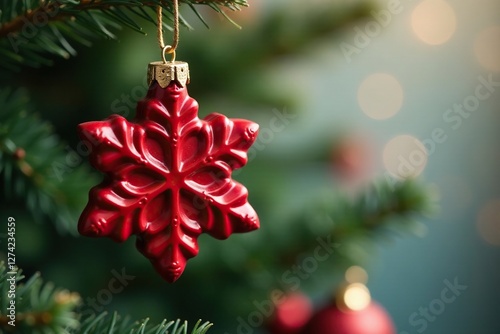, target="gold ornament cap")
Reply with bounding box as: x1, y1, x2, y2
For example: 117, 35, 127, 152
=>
148, 61, 190, 88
